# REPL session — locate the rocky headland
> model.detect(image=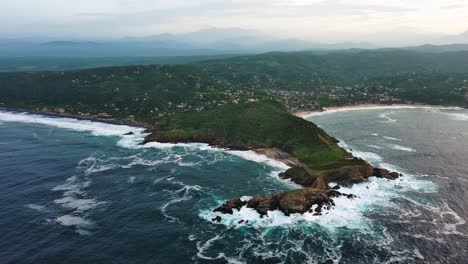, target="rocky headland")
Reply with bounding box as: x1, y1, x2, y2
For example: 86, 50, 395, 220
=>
212, 161, 400, 219
140, 103, 402, 220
